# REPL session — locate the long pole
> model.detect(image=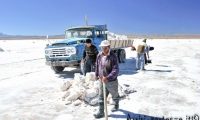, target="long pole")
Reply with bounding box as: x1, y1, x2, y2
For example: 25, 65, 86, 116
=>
102, 32, 108, 120
103, 82, 108, 120
85, 15, 88, 26
103, 25, 106, 40
46, 35, 51, 45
